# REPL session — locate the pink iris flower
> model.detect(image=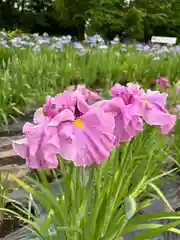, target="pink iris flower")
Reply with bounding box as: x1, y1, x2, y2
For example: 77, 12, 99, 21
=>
110, 83, 144, 105
155, 76, 170, 90
13, 110, 59, 168
132, 90, 176, 134
43, 86, 101, 119
43, 91, 76, 118
93, 97, 144, 146
12, 83, 177, 169
74, 84, 102, 103
47, 108, 115, 166
33, 107, 50, 124
13, 104, 115, 168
